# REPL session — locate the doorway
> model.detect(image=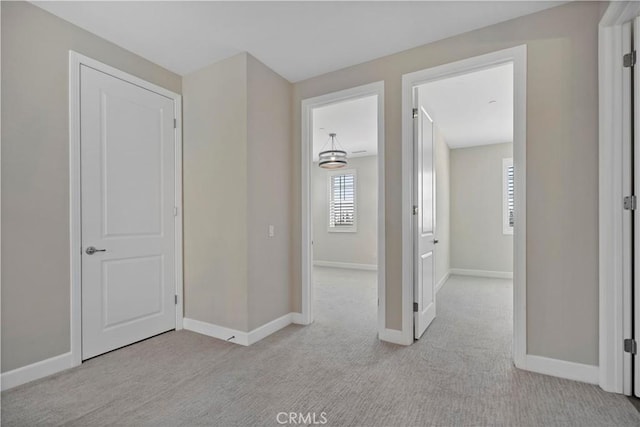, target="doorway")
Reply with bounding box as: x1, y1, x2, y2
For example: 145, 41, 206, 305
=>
300, 82, 385, 337
402, 46, 527, 364
311, 96, 379, 331
69, 52, 184, 365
